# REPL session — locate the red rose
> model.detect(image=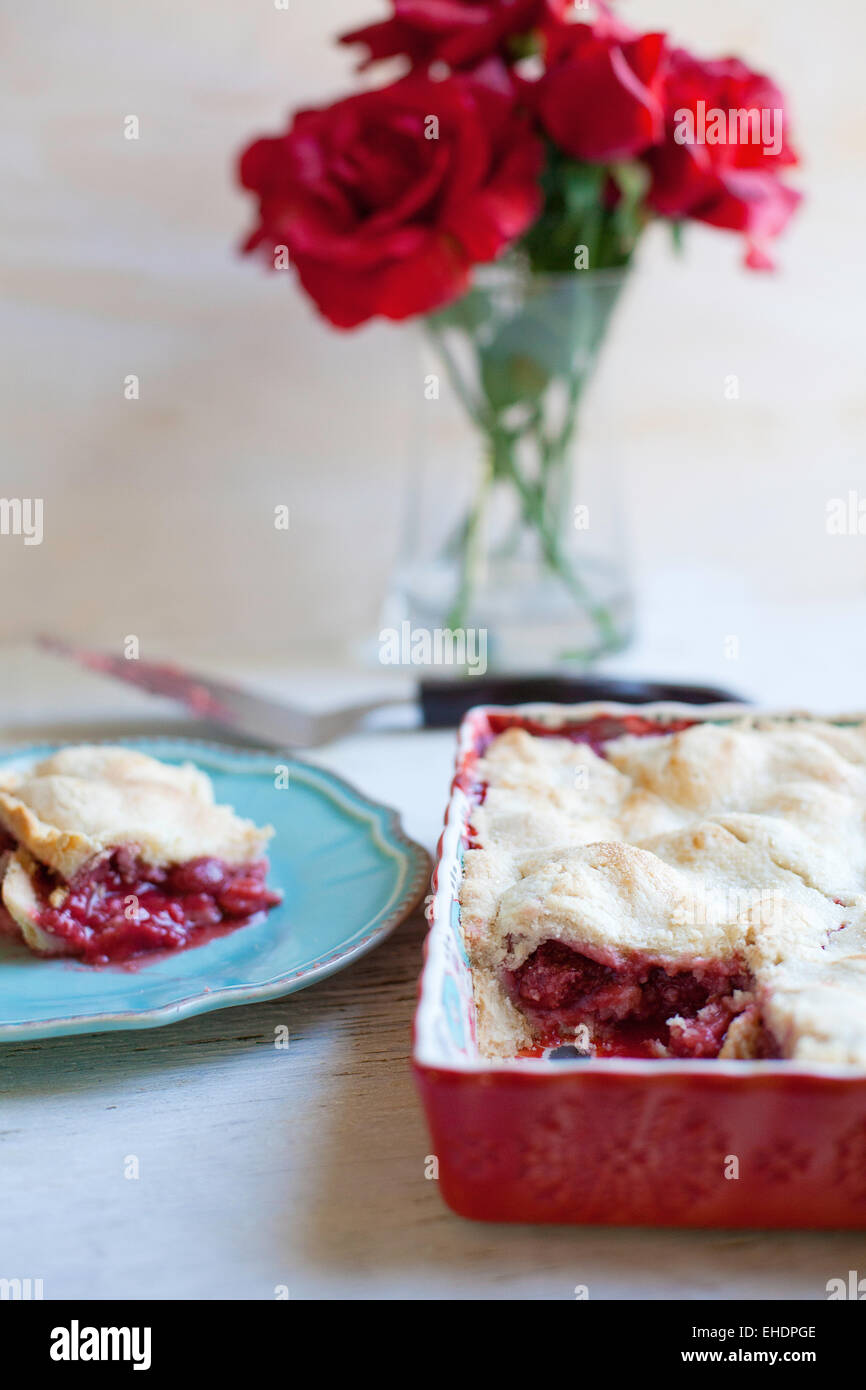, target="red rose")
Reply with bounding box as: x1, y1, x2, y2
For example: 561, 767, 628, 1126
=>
238, 65, 543, 328
647, 48, 800, 265
341, 0, 567, 71
534, 19, 667, 162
